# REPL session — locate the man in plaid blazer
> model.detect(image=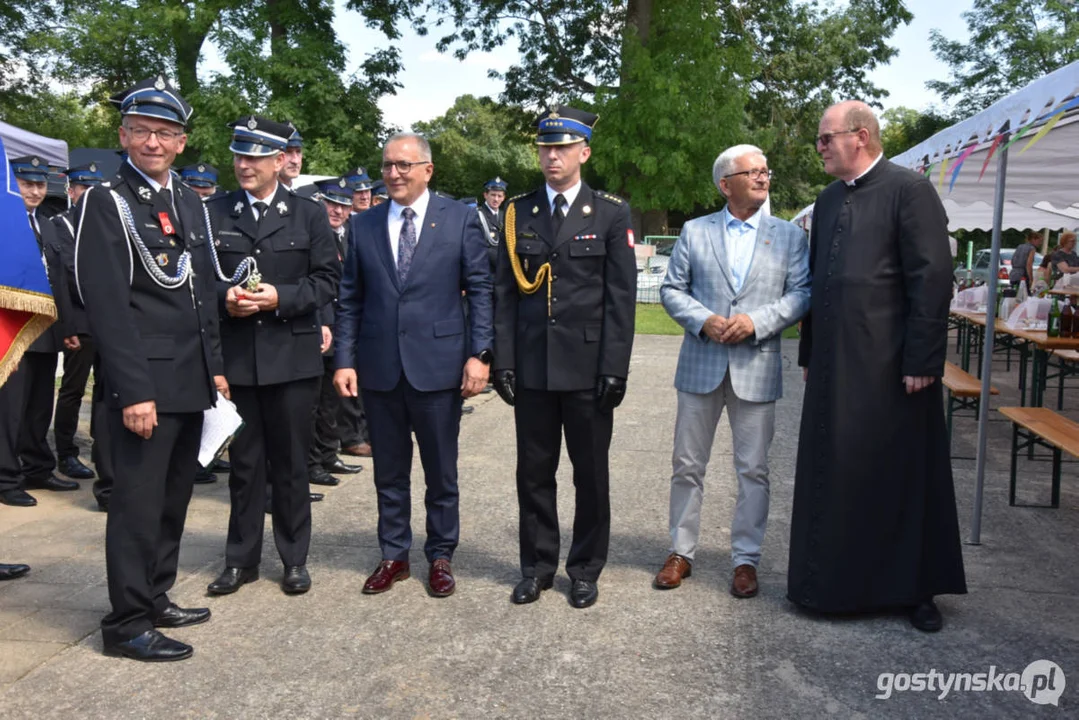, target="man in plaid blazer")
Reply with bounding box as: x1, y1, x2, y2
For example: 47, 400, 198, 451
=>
653, 144, 810, 598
